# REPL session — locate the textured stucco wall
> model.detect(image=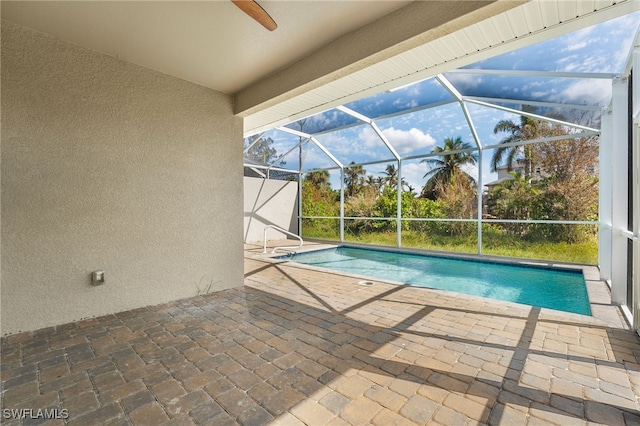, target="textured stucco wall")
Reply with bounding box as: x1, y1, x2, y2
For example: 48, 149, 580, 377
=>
243, 177, 298, 243
1, 22, 244, 335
